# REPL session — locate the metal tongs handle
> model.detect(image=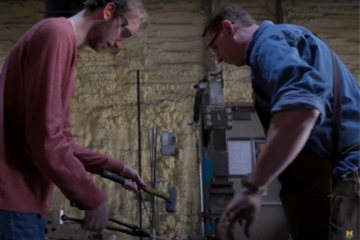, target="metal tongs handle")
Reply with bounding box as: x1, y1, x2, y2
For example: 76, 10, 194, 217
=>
70, 201, 137, 229
67, 202, 168, 239
60, 215, 136, 235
